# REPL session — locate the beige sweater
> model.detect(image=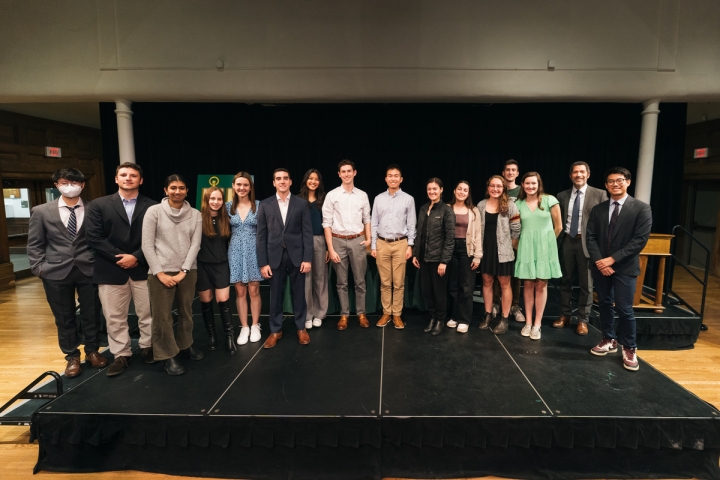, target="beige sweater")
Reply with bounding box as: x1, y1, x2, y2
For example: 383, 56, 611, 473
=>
142, 198, 202, 274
